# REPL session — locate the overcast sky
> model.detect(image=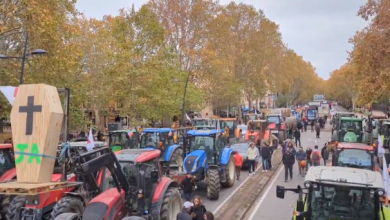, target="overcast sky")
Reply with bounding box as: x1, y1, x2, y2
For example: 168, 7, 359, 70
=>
76, 0, 369, 80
